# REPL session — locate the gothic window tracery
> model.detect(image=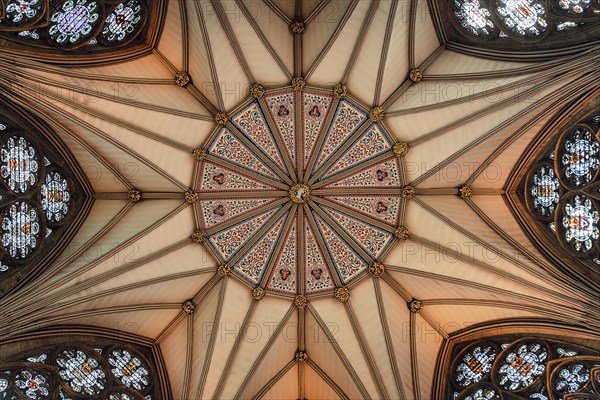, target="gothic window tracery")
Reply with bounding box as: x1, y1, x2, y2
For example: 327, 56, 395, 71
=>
446, 335, 600, 400
0, 101, 92, 298
435, 0, 599, 57
0, 340, 160, 399
524, 111, 599, 262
